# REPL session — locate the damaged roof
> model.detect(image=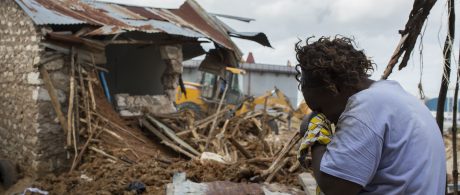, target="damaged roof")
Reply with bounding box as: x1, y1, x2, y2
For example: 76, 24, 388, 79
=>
14, 0, 271, 52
